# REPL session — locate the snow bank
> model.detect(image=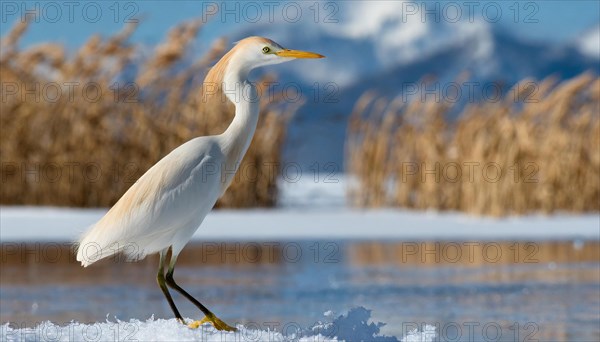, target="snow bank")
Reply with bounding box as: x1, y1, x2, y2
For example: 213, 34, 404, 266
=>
1, 307, 435, 342
1, 206, 598, 241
